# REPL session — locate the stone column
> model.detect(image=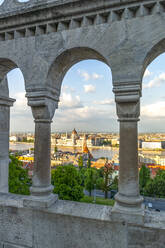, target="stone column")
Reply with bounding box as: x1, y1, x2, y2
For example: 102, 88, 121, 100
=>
31, 118, 53, 197
0, 96, 15, 193
24, 92, 59, 208
113, 85, 143, 214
